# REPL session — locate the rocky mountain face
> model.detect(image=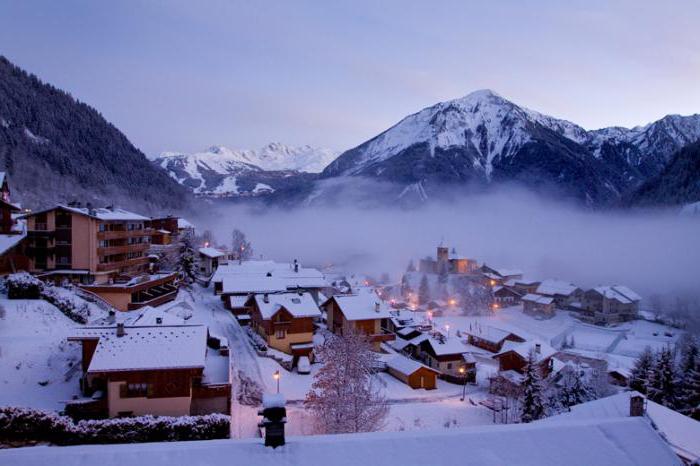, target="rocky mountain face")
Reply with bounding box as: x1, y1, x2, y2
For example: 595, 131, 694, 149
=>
320, 90, 700, 206
0, 56, 190, 213
154, 144, 335, 197
626, 140, 700, 208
